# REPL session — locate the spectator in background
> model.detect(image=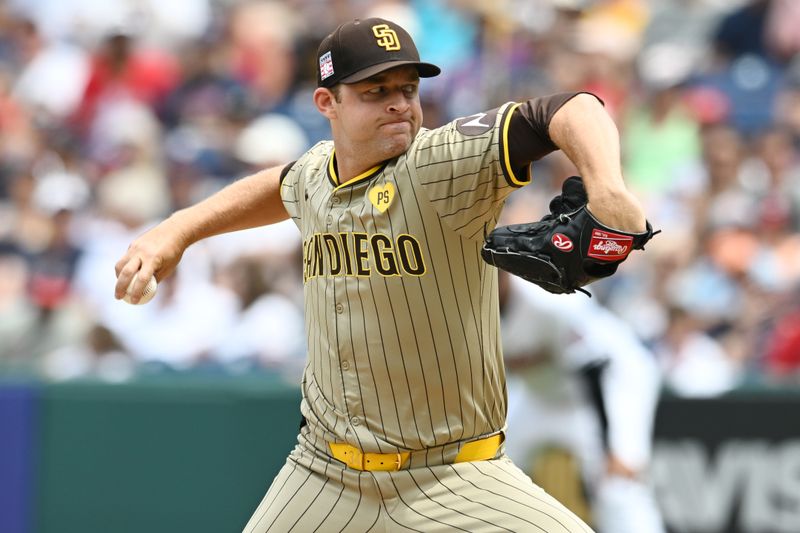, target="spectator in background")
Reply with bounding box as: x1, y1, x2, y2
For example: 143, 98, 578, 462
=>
697, 0, 786, 135
227, 1, 299, 111
27, 209, 82, 313
104, 258, 239, 370
92, 101, 172, 221
748, 127, 800, 219
622, 82, 702, 198
655, 305, 741, 397
160, 40, 252, 130
0, 170, 52, 256
72, 26, 180, 143
0, 205, 92, 367
234, 113, 309, 171
211, 257, 306, 382
764, 0, 800, 63
776, 59, 800, 143
0, 245, 37, 366
713, 0, 774, 62
693, 123, 755, 234
160, 40, 253, 191
749, 192, 800, 292
9, 16, 89, 124
0, 65, 37, 164
40, 324, 135, 382
763, 293, 800, 381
